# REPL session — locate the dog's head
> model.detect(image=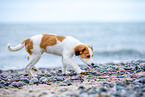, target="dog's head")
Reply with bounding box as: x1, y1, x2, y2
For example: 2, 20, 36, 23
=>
74, 44, 94, 66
